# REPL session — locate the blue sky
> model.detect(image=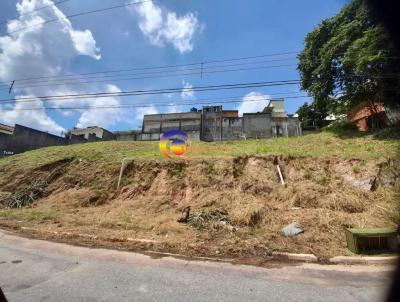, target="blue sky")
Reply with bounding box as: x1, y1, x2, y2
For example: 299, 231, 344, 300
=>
0, 0, 348, 135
